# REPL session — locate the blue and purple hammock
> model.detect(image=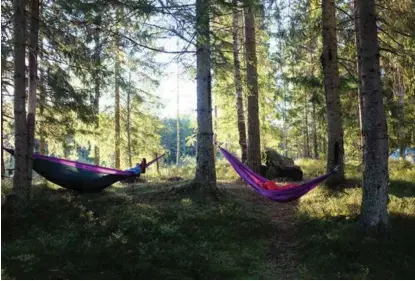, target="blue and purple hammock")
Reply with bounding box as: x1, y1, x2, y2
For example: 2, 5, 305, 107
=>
3, 147, 165, 192
219, 147, 338, 202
